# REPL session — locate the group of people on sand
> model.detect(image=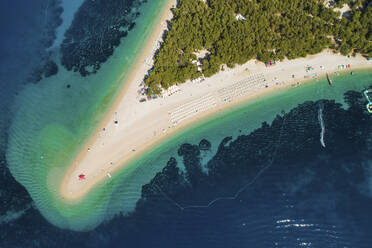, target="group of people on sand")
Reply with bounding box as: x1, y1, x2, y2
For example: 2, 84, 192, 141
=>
78, 111, 123, 182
